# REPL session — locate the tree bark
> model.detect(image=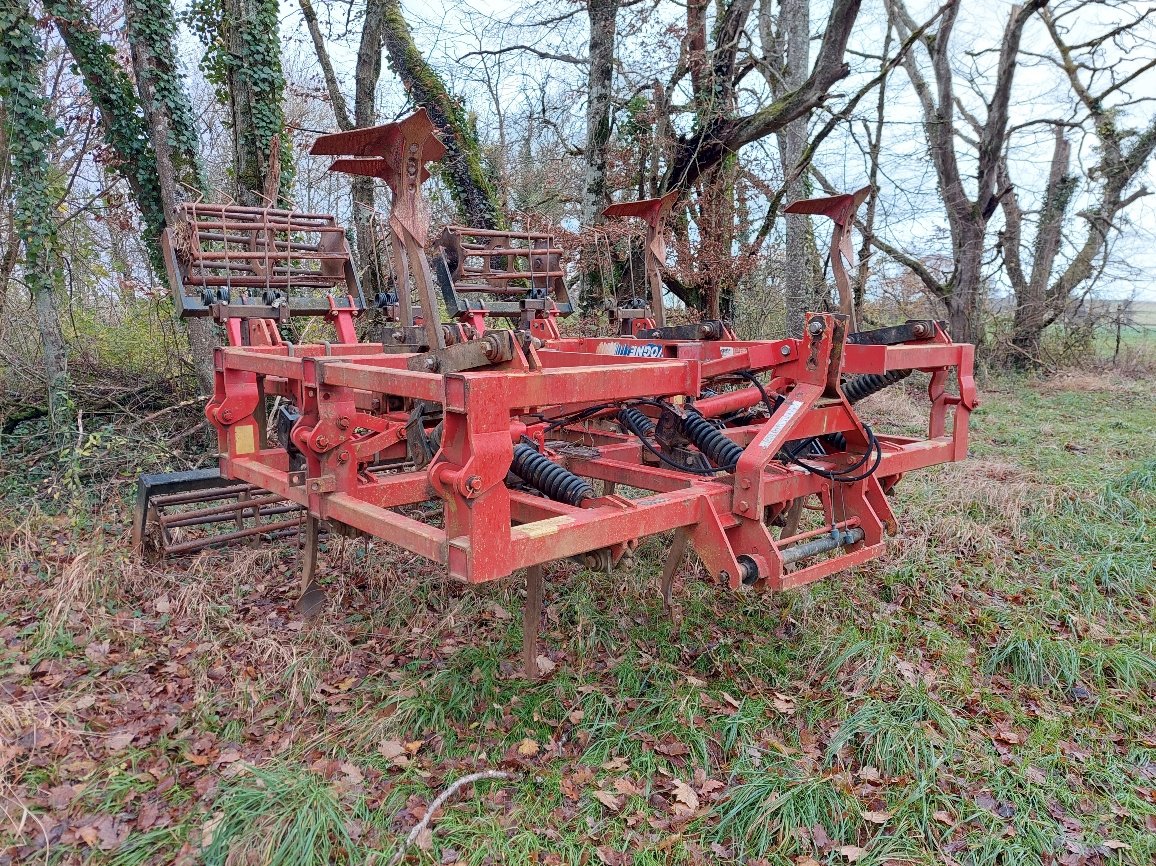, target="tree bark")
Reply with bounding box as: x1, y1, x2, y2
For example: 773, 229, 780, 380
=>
1002, 126, 1074, 362
352, 0, 386, 297
766, 0, 825, 336
582, 0, 618, 226
298, 0, 353, 130
297, 0, 387, 298
381, 0, 503, 229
